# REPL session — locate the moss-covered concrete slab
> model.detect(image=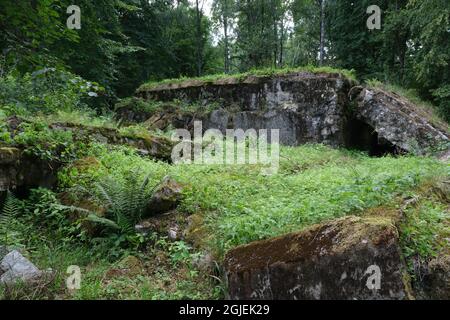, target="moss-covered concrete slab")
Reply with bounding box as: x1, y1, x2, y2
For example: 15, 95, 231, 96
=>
224, 215, 413, 300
